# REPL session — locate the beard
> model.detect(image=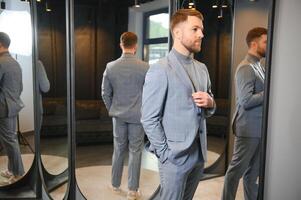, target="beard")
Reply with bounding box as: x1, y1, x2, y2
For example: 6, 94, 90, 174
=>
258, 50, 266, 58
181, 39, 202, 54
257, 47, 266, 58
